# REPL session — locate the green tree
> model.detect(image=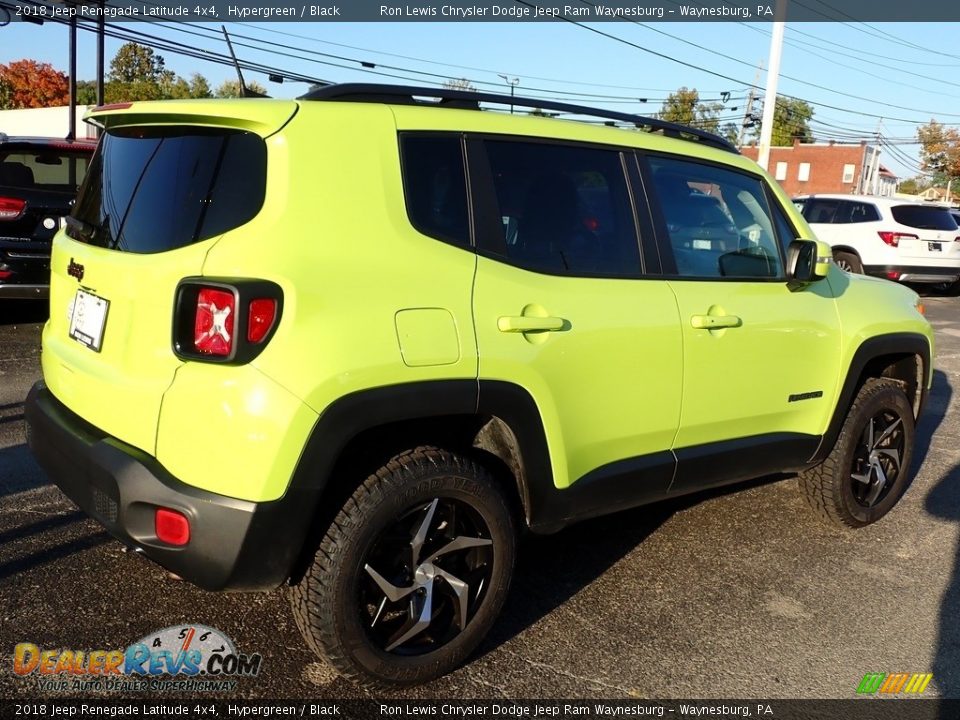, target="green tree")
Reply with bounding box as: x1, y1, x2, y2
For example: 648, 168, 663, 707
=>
659, 87, 723, 133
917, 120, 960, 180
897, 177, 929, 195
108, 43, 173, 84
768, 97, 814, 146
76, 80, 98, 105
214, 79, 268, 98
